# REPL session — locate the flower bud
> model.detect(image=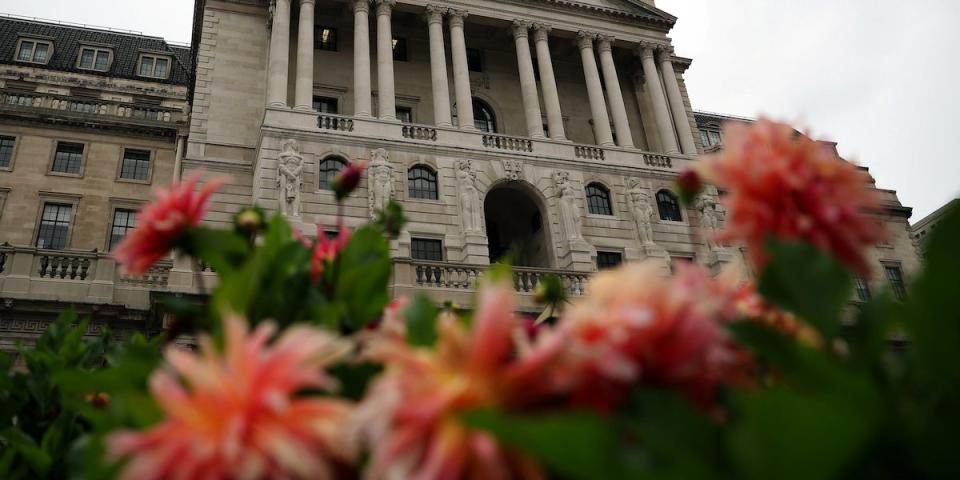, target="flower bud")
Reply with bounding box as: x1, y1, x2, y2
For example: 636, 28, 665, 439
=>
533, 274, 566, 306
234, 207, 264, 235
675, 169, 704, 205
332, 161, 368, 201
